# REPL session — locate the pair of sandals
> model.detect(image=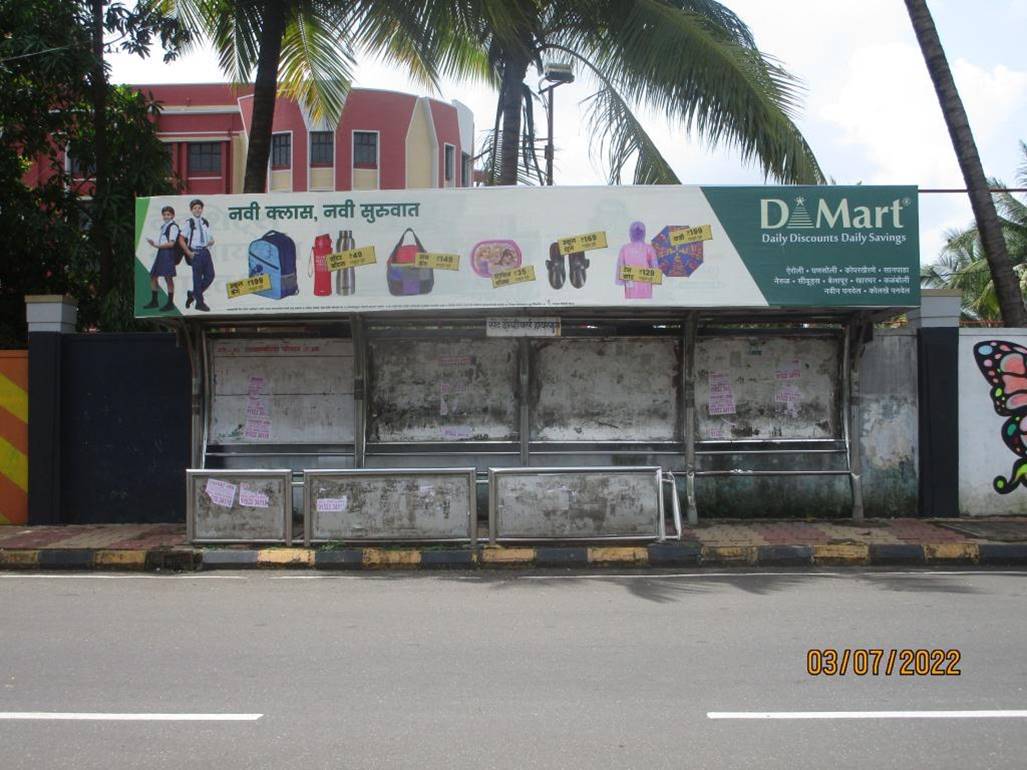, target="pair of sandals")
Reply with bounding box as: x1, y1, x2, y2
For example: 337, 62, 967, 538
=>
546, 242, 589, 290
